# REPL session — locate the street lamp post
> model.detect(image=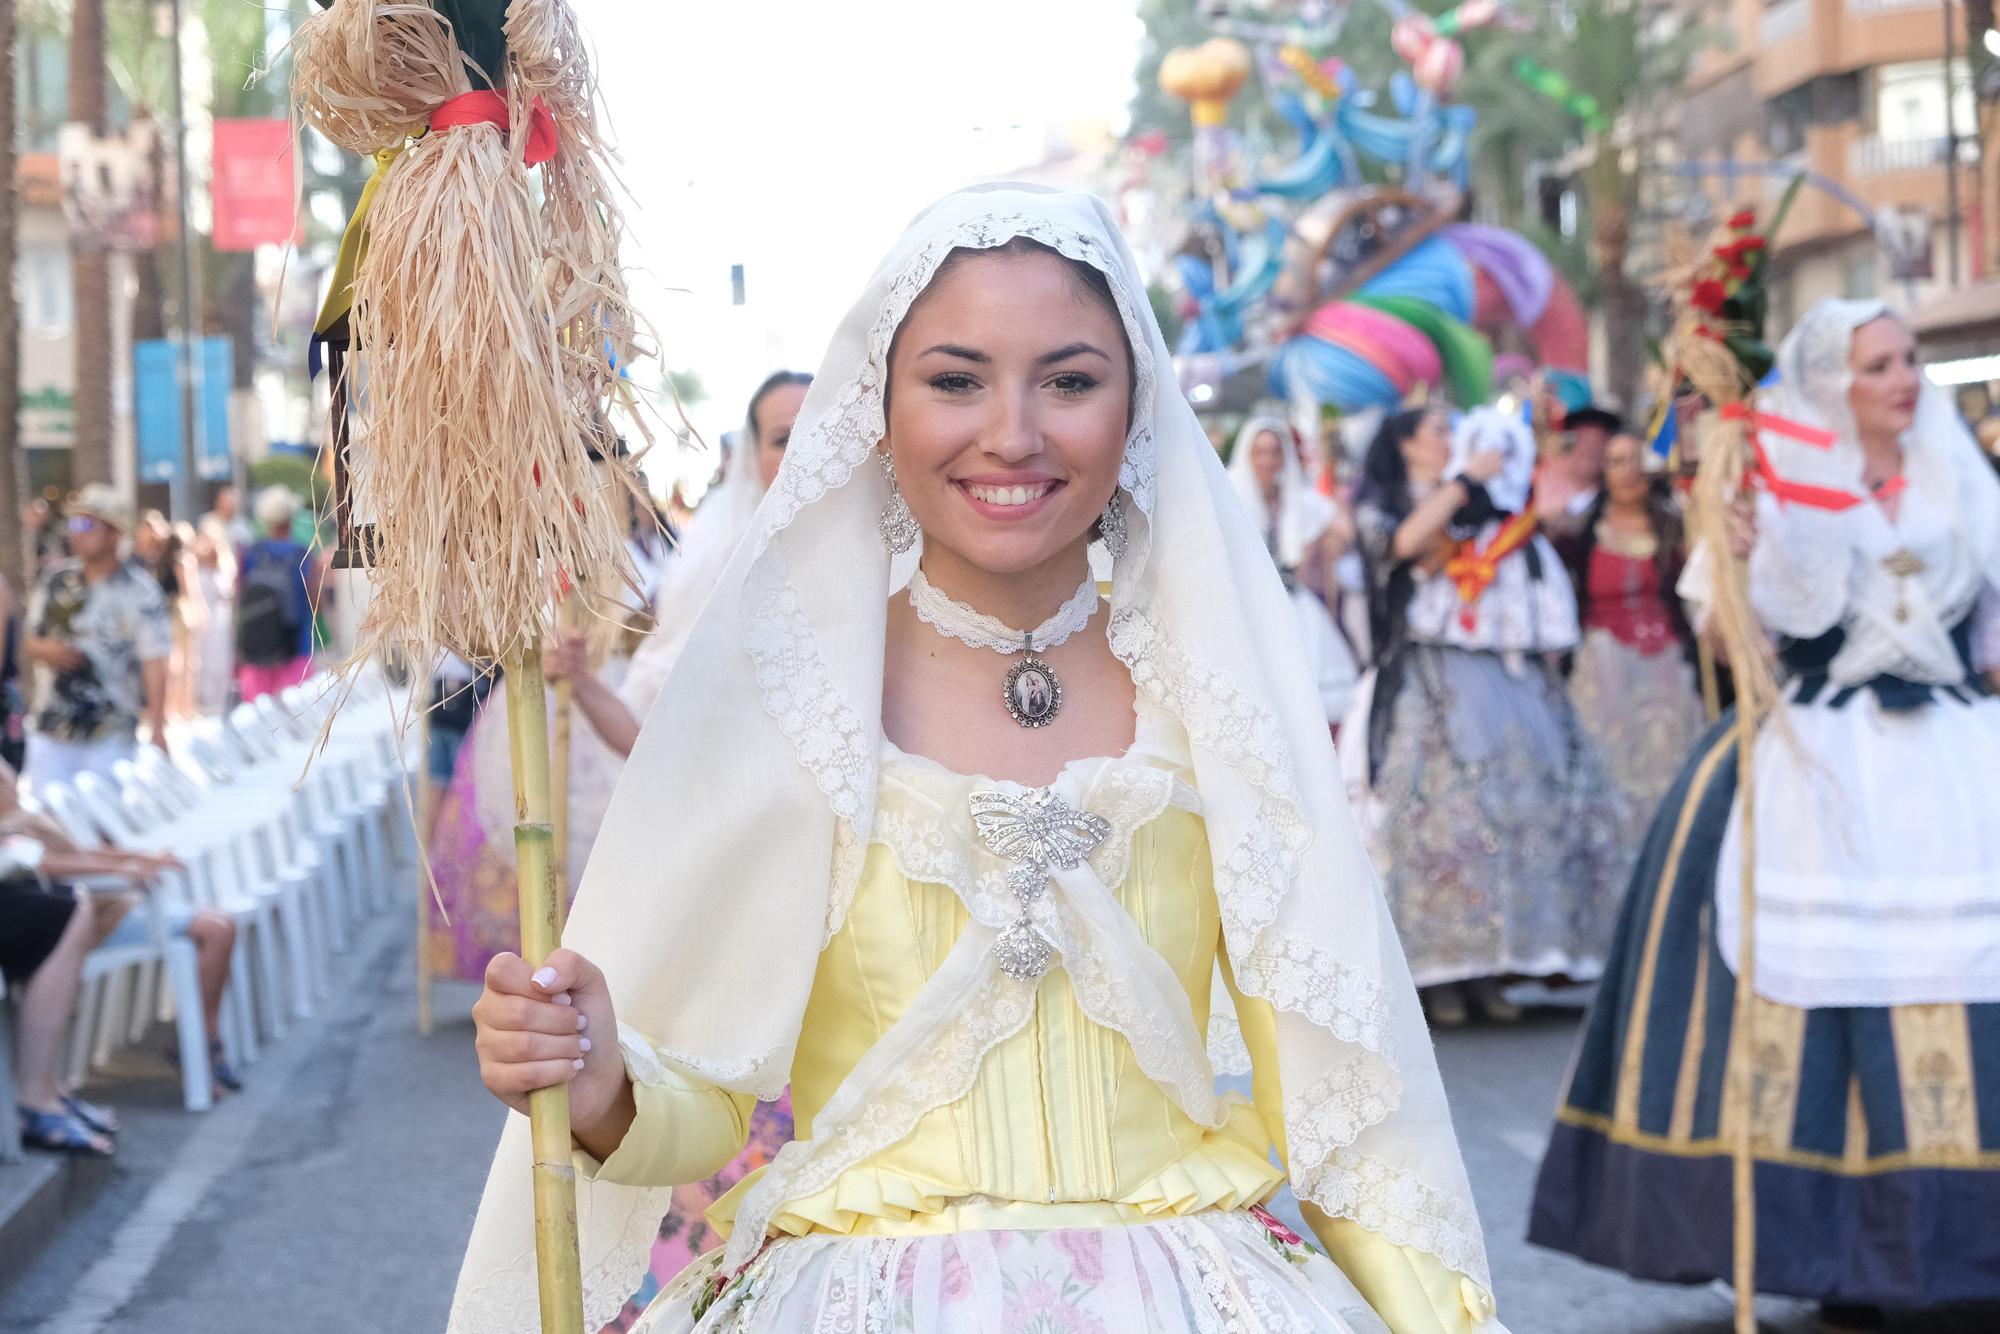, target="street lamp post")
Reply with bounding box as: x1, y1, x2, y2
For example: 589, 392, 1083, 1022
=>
1947, 0, 1966, 287
162, 0, 202, 523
